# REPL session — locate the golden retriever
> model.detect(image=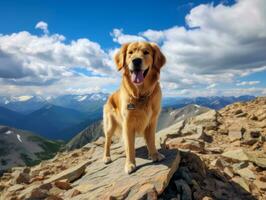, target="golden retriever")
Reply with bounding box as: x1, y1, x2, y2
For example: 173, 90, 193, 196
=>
103, 41, 166, 174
